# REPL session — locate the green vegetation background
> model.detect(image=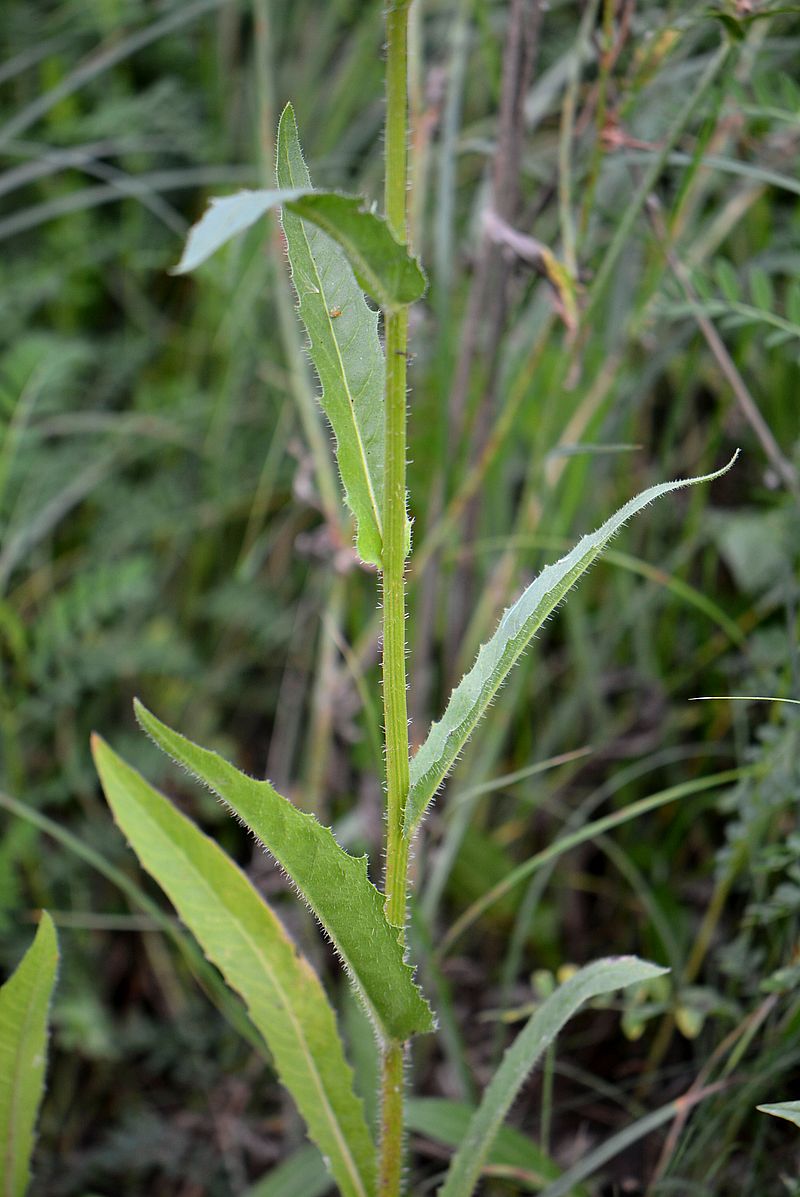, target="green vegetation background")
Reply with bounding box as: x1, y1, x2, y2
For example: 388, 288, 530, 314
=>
1, 0, 799, 1193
